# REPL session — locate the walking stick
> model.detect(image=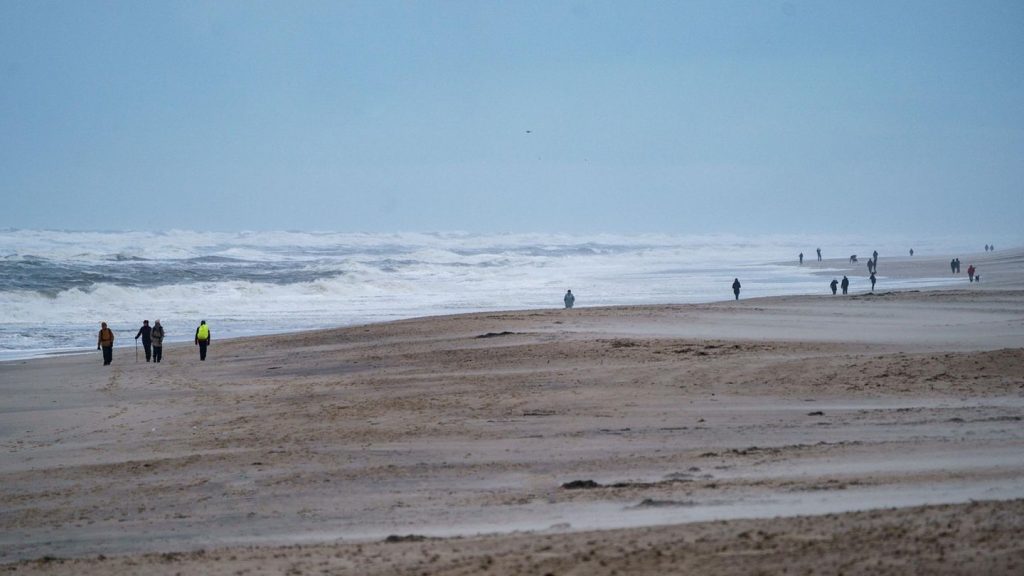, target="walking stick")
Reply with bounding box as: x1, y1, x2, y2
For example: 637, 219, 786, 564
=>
135, 338, 138, 363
